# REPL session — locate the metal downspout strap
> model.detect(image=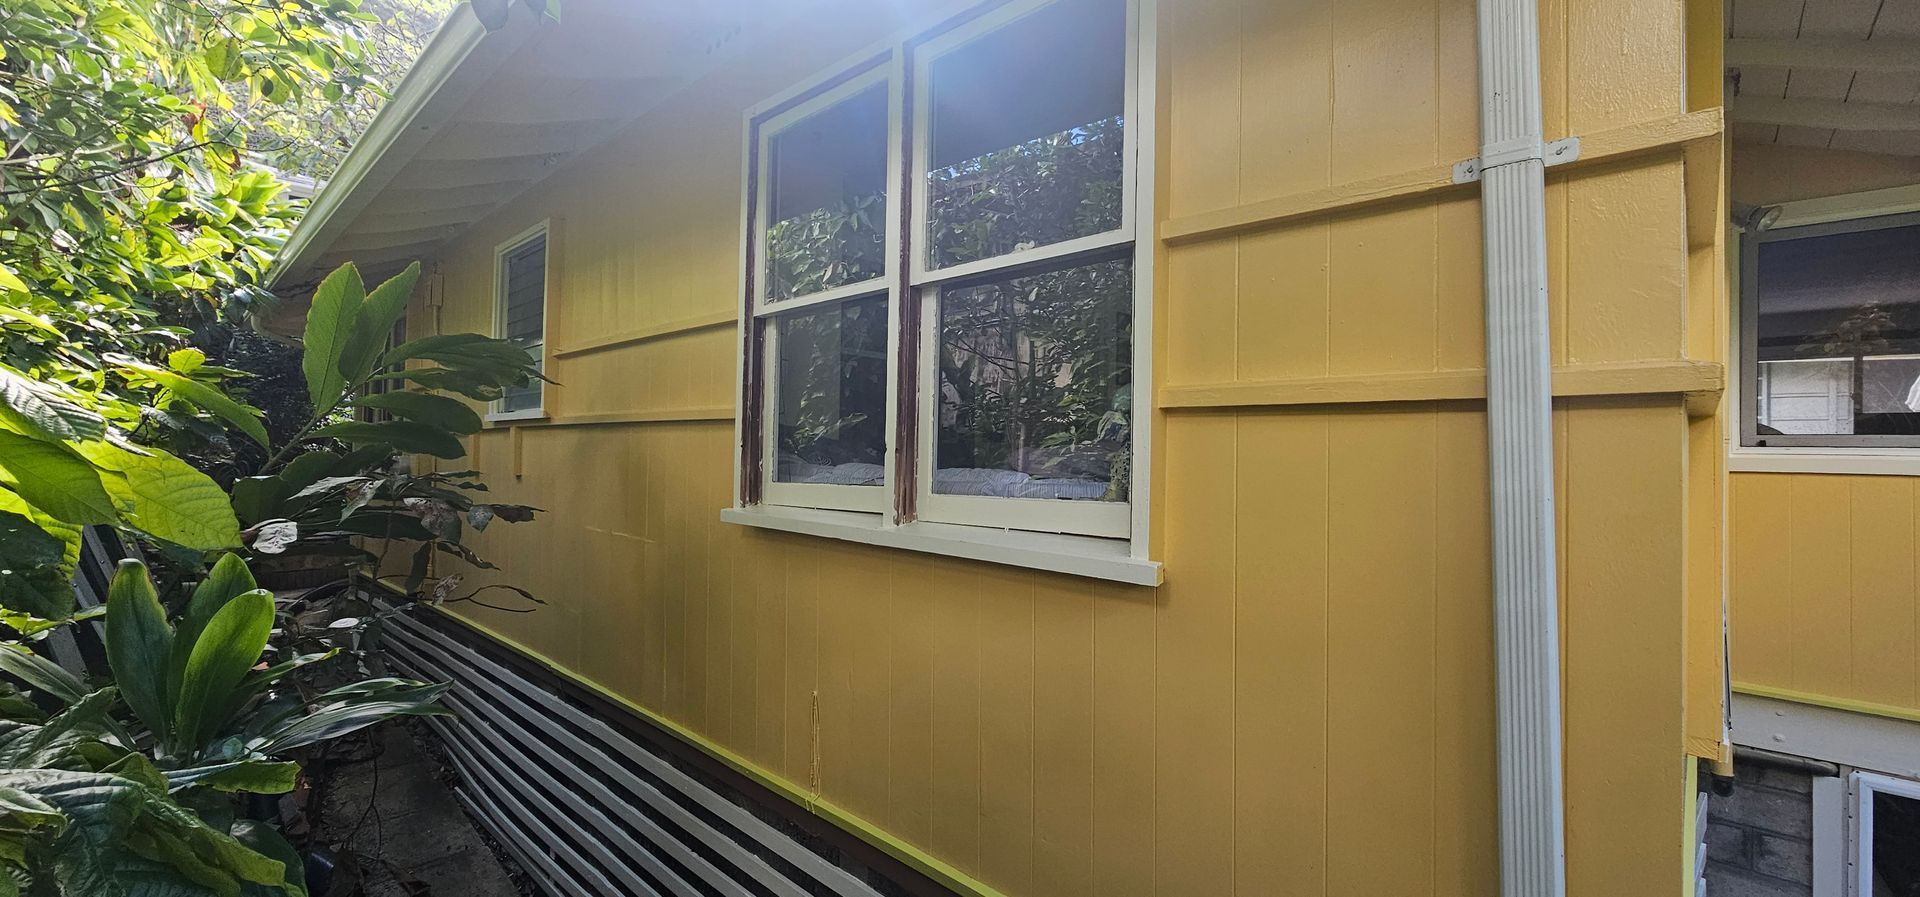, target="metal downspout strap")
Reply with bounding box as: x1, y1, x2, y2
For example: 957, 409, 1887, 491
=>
1476, 0, 1568, 895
